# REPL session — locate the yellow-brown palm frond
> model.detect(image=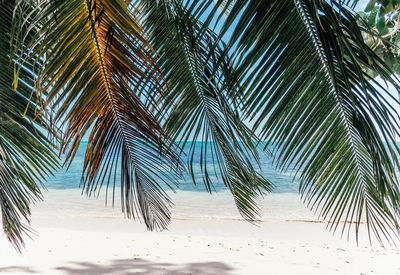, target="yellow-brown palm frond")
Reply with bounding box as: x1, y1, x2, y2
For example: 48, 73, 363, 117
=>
33, 0, 181, 230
